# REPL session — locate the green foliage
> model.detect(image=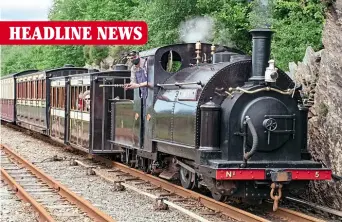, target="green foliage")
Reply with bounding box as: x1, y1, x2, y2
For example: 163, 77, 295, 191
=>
133, 0, 202, 50
207, 0, 251, 51
271, 0, 326, 69
84, 46, 109, 65
1, 0, 328, 76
